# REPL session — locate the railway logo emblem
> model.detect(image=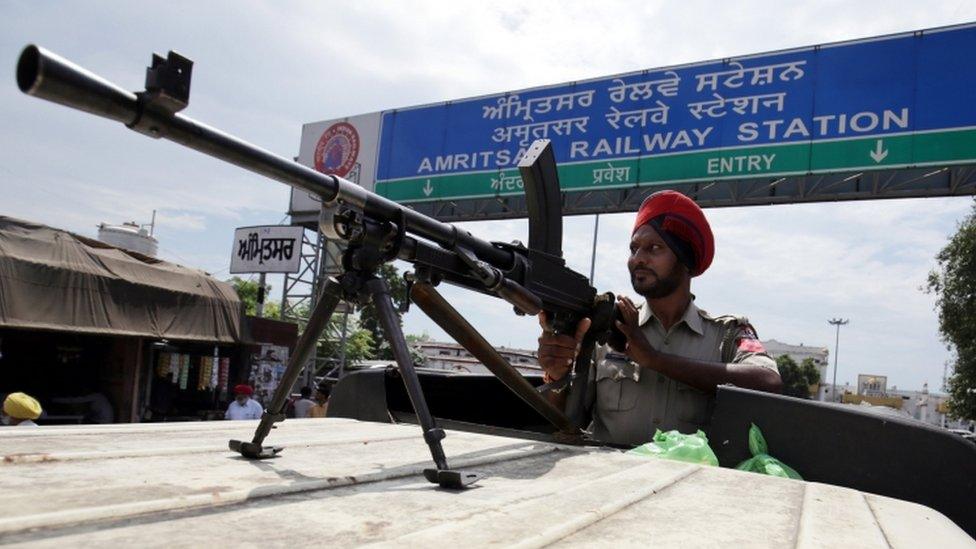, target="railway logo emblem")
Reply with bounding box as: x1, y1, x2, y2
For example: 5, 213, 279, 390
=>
314, 122, 360, 177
